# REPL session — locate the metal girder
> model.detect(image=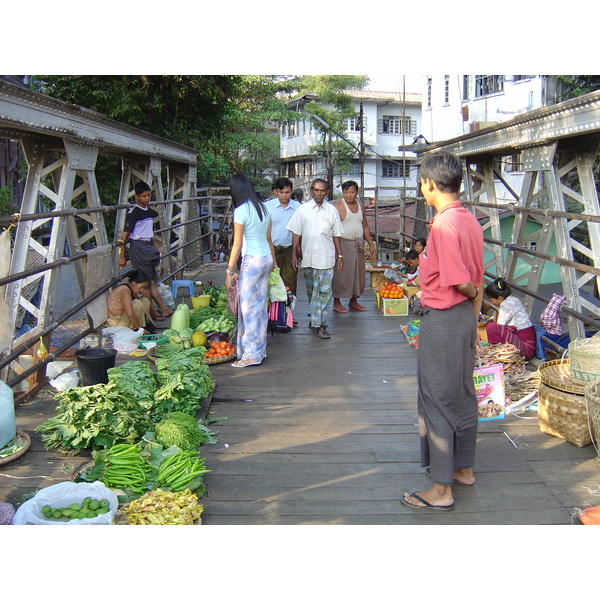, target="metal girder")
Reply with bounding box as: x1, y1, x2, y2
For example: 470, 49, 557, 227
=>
423, 90, 600, 157
0, 80, 197, 165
